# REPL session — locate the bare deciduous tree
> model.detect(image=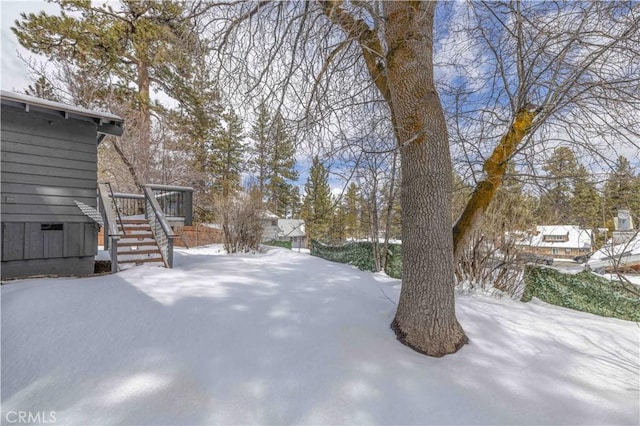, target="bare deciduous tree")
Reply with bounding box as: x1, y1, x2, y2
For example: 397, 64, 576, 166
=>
207, 0, 468, 356
444, 1, 640, 259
